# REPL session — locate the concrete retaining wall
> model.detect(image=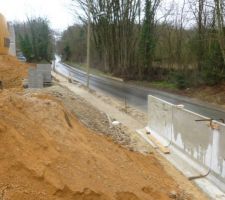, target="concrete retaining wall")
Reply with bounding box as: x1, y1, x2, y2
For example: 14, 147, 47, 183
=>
28, 64, 51, 88
8, 22, 16, 56
28, 67, 43, 88
148, 95, 225, 191
37, 64, 52, 83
